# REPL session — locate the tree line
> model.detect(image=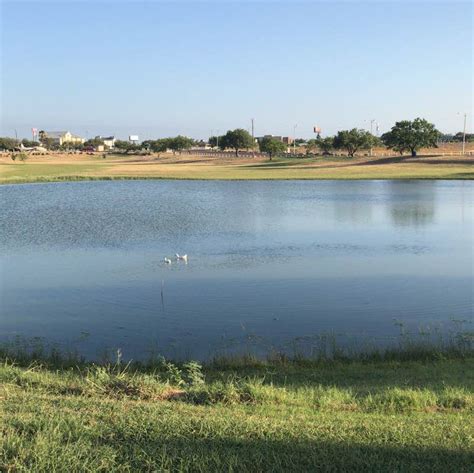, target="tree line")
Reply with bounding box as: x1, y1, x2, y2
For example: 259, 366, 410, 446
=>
0, 118, 465, 158
209, 118, 443, 159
